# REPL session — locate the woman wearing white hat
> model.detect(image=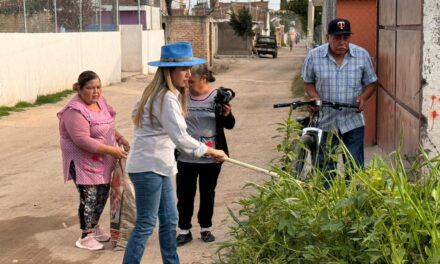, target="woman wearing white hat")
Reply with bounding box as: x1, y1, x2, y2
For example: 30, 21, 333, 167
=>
122, 42, 227, 264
